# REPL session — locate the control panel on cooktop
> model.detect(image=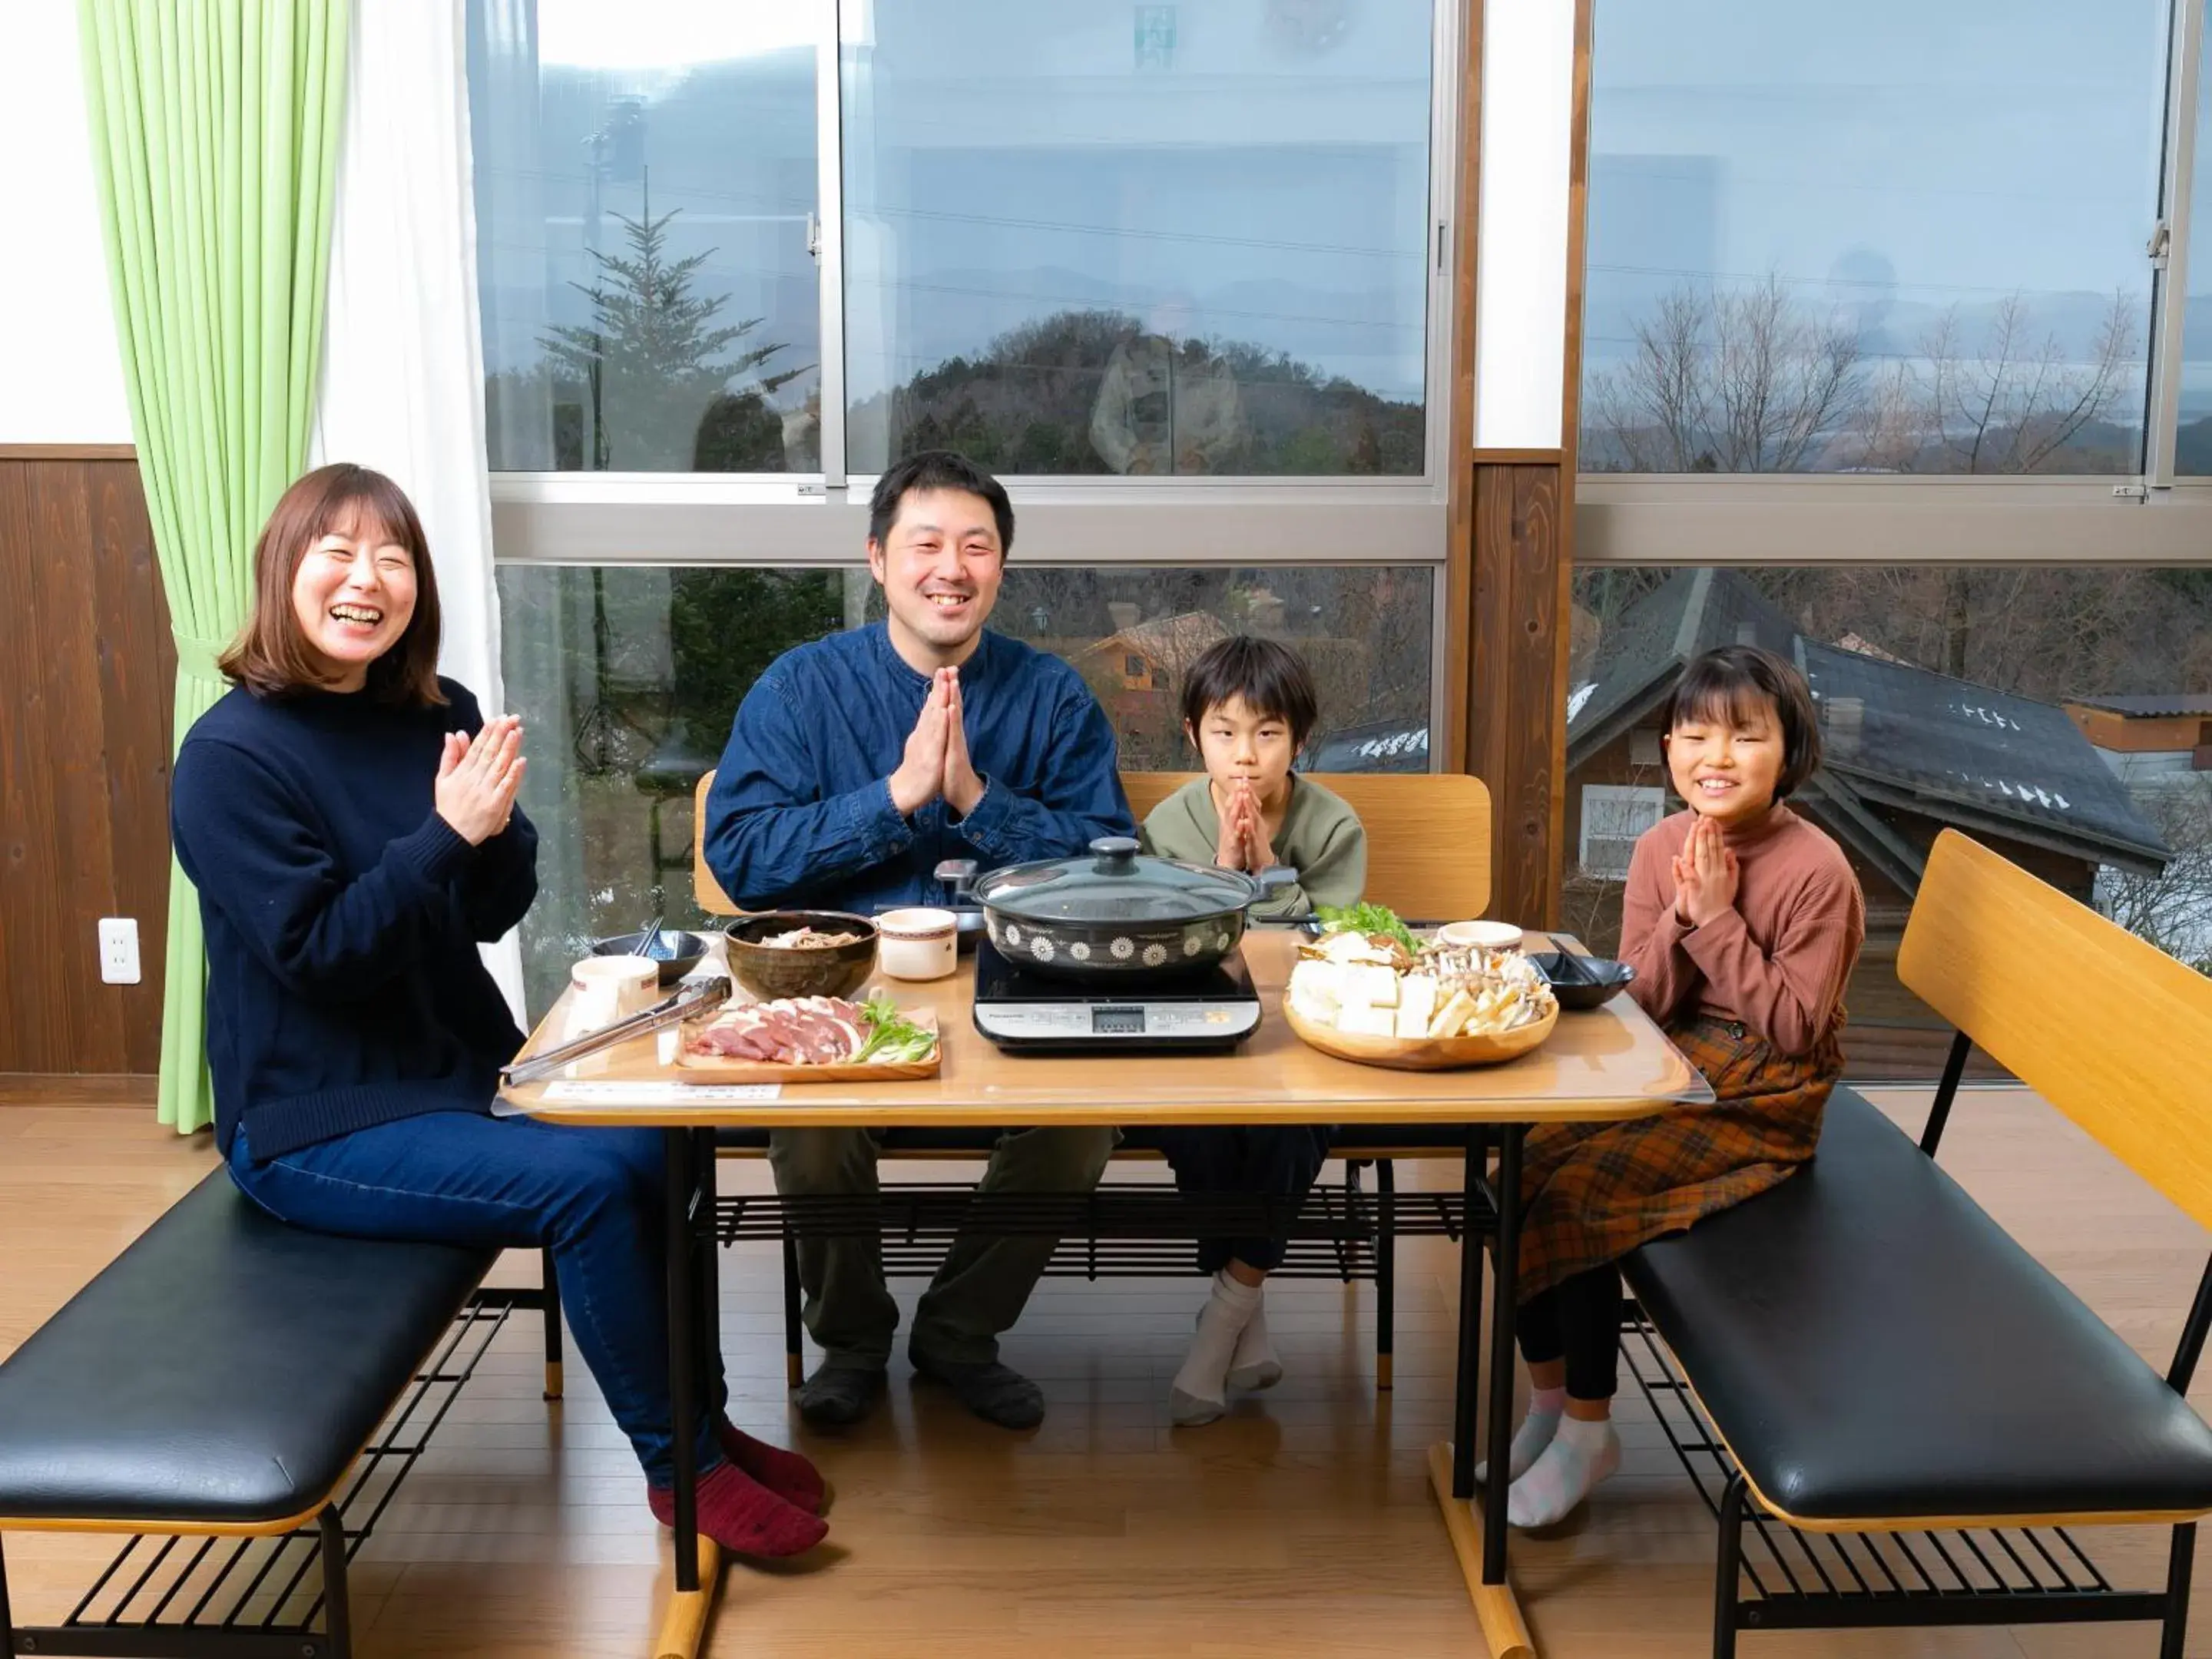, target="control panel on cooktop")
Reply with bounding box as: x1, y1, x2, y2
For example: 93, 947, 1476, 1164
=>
975, 1000, 1258, 1038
